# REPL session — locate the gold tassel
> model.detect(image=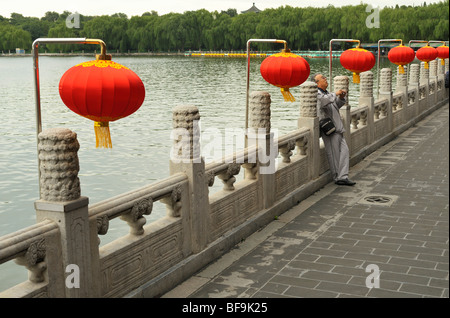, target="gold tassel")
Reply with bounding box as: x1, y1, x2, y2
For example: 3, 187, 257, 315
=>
280, 88, 295, 102
398, 65, 405, 74
352, 72, 360, 84
424, 62, 429, 69
94, 121, 112, 148
441, 59, 445, 66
